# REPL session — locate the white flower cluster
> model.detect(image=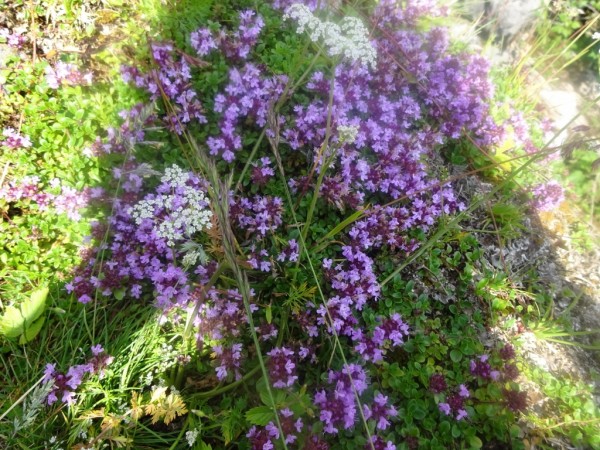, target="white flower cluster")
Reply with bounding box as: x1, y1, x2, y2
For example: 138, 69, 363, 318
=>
337, 124, 360, 144
186, 428, 200, 447
130, 165, 213, 247
284, 3, 377, 70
